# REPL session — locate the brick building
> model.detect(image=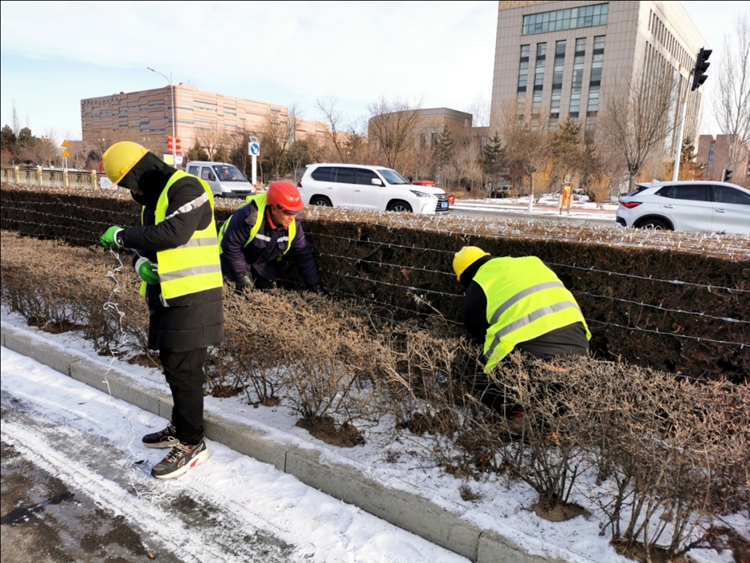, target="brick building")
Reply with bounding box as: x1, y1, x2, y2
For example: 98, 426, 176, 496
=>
81, 84, 330, 159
